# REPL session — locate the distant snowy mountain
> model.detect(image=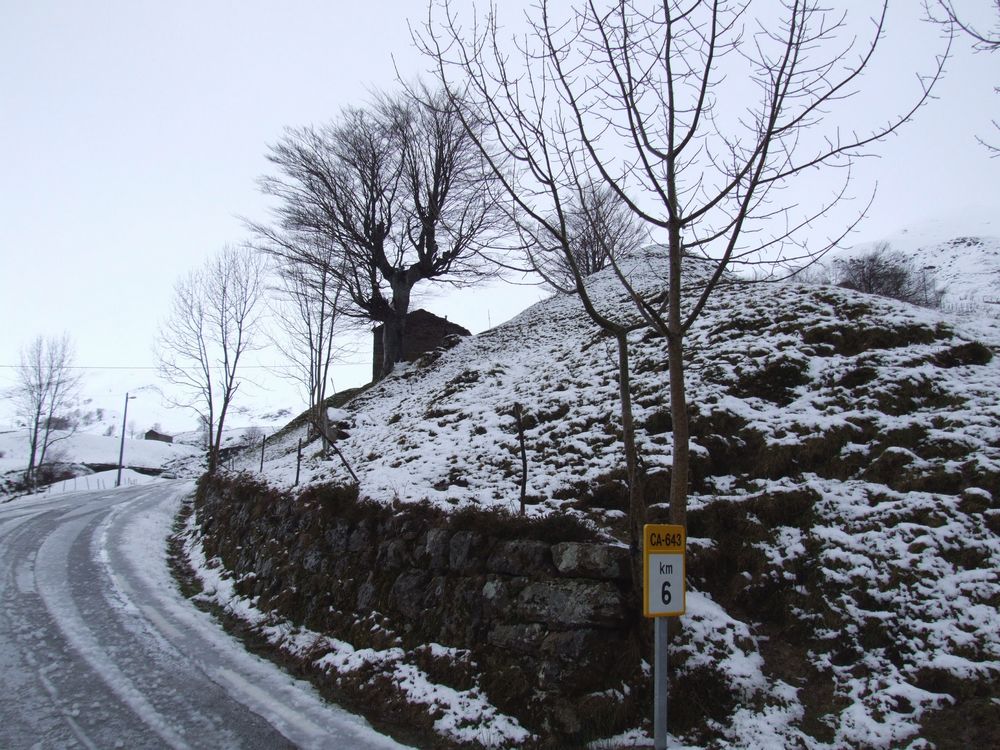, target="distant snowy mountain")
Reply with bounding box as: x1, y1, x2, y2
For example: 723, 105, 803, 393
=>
825, 211, 1000, 310
839, 233, 1000, 307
